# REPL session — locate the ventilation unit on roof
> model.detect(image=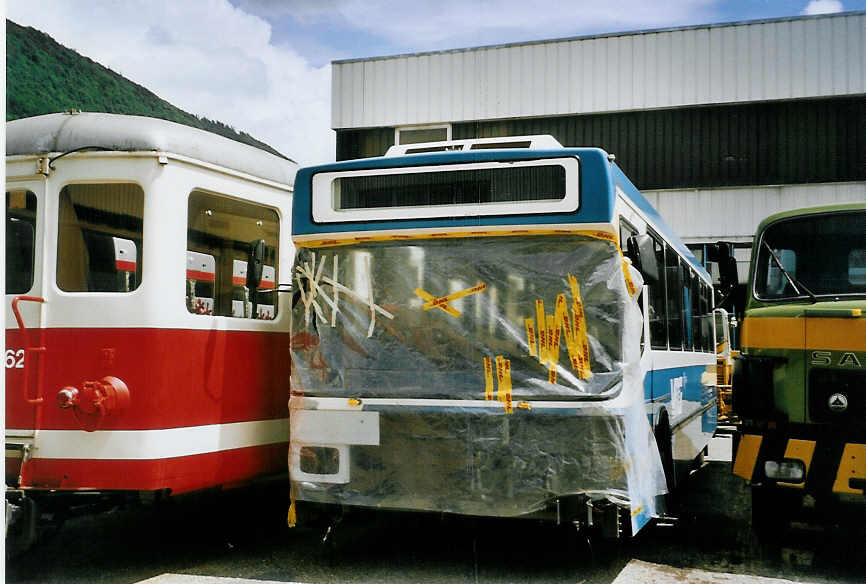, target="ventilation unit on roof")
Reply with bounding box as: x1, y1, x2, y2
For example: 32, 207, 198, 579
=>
385, 135, 563, 156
